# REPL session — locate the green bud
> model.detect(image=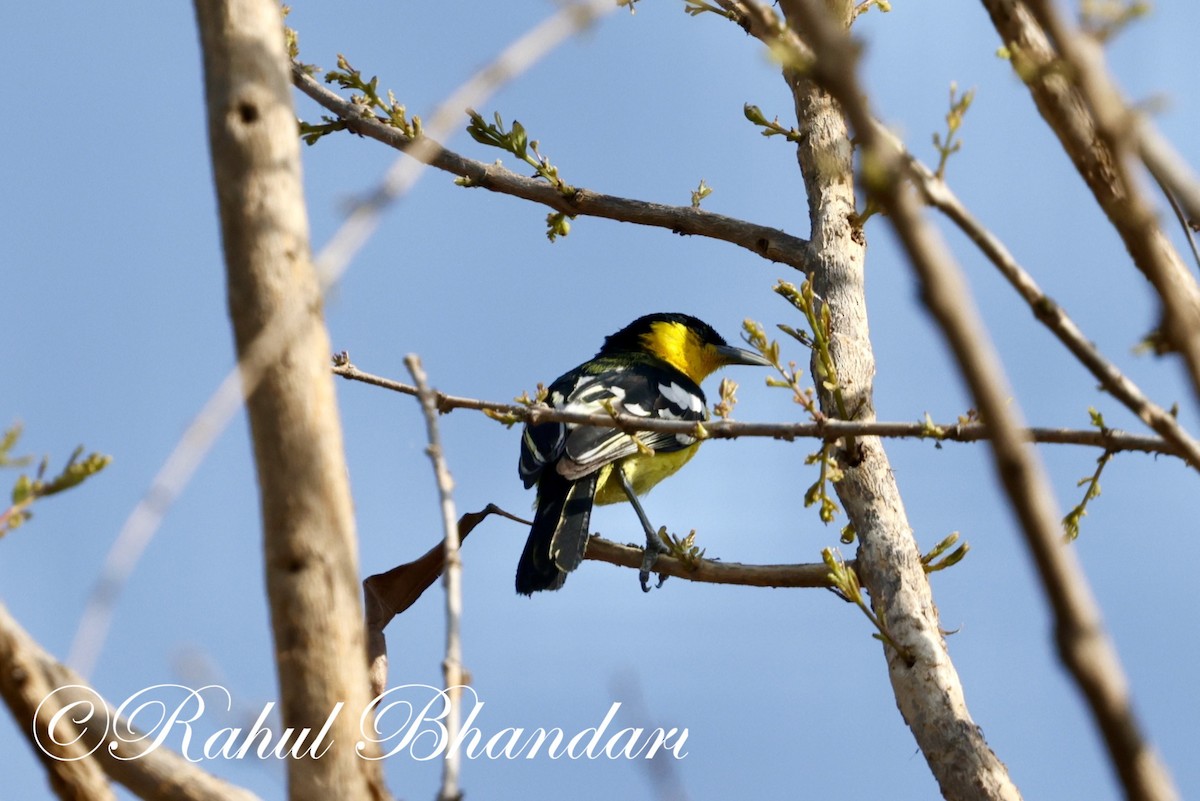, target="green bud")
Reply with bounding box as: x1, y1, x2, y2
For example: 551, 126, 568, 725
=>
743, 103, 767, 126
